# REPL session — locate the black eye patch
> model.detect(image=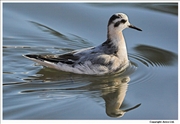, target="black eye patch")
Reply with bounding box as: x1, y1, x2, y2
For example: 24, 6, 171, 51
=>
121, 19, 127, 24
114, 19, 127, 27
114, 21, 121, 27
